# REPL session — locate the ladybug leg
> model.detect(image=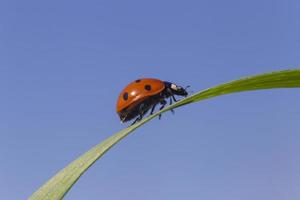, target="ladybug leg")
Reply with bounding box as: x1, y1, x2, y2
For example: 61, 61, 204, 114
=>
131, 113, 144, 125
138, 114, 144, 121
171, 94, 177, 102
169, 97, 175, 114
167, 88, 177, 102
158, 100, 167, 119
159, 100, 167, 109
130, 103, 146, 125
131, 117, 140, 125
150, 104, 157, 115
